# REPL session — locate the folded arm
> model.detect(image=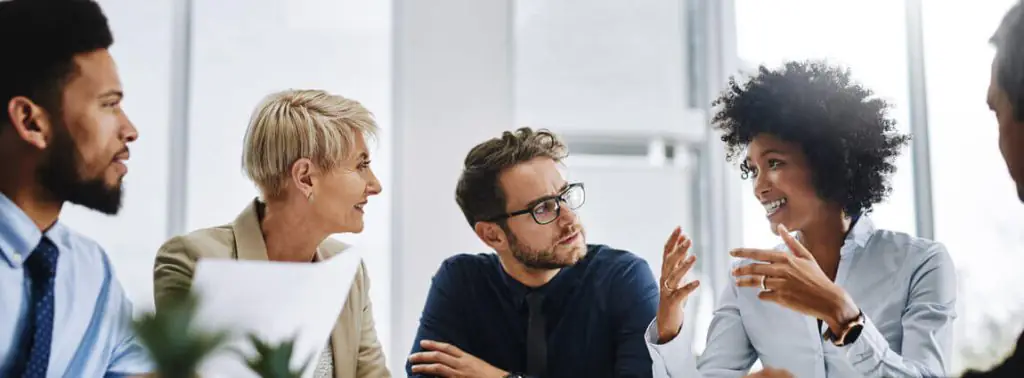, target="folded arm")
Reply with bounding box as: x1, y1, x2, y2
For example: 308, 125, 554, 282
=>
407, 260, 476, 377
